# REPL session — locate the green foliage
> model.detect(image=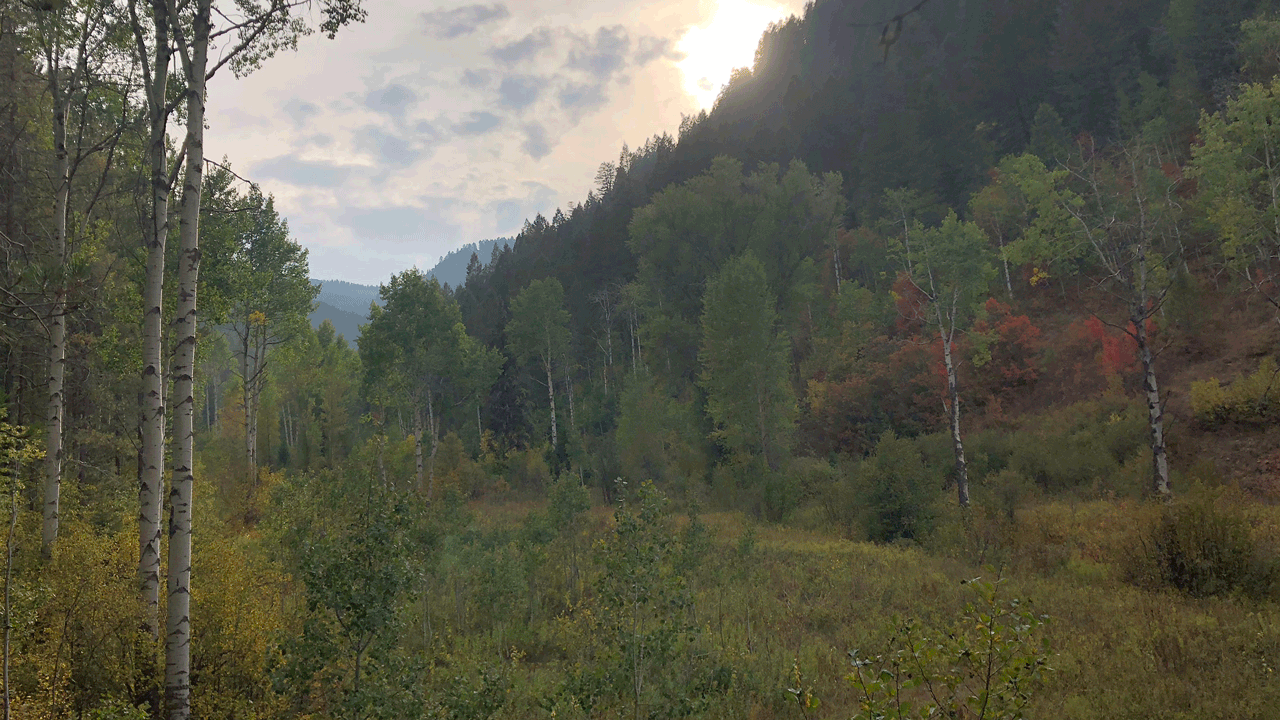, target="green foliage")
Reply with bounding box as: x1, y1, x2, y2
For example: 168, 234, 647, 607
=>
698, 251, 795, 466
1190, 357, 1280, 427
1143, 490, 1278, 600
615, 373, 708, 493
854, 431, 936, 543
505, 278, 570, 368
847, 577, 1051, 720
1238, 14, 1280, 81
269, 471, 420, 719
595, 482, 701, 718
1192, 77, 1280, 311
628, 157, 843, 384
